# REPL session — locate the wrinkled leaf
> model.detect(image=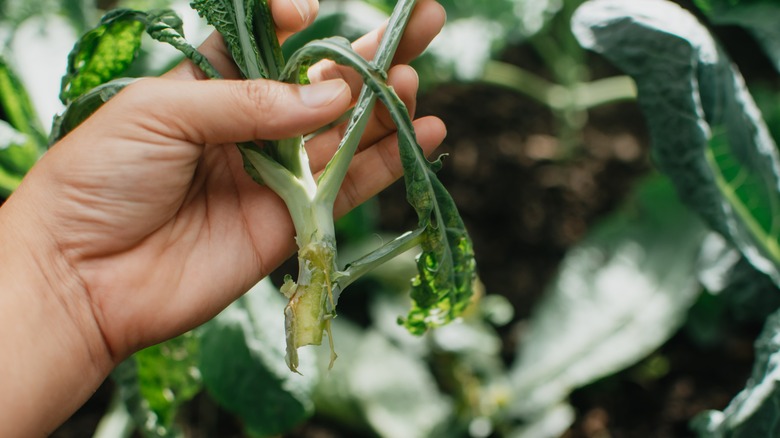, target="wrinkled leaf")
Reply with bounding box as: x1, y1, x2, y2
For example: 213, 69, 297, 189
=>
190, 0, 282, 79
141, 8, 221, 79
697, 231, 780, 323
572, 0, 780, 287
510, 176, 706, 418
54, 8, 218, 142
59, 9, 147, 104
199, 279, 316, 436
60, 8, 215, 104
693, 307, 780, 437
